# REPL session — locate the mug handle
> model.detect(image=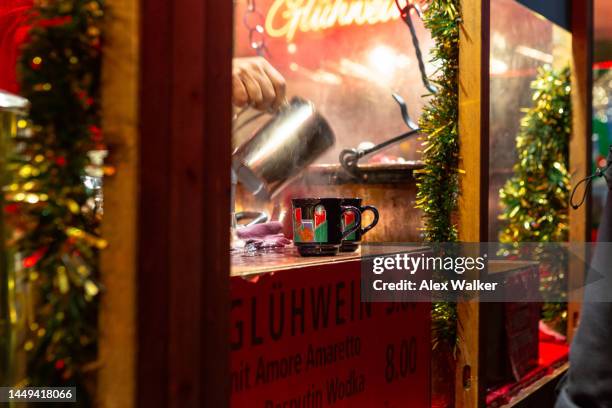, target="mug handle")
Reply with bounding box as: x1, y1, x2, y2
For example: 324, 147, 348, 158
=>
360, 205, 380, 235
340, 205, 362, 240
